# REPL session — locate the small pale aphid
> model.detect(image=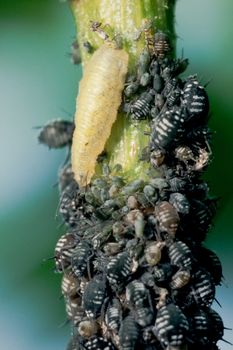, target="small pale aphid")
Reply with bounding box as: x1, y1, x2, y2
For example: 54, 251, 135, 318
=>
78, 320, 98, 339
170, 269, 191, 289
150, 149, 165, 168
125, 209, 146, 238
174, 145, 195, 163
155, 201, 180, 236
126, 196, 139, 210
193, 148, 210, 171
145, 241, 165, 266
